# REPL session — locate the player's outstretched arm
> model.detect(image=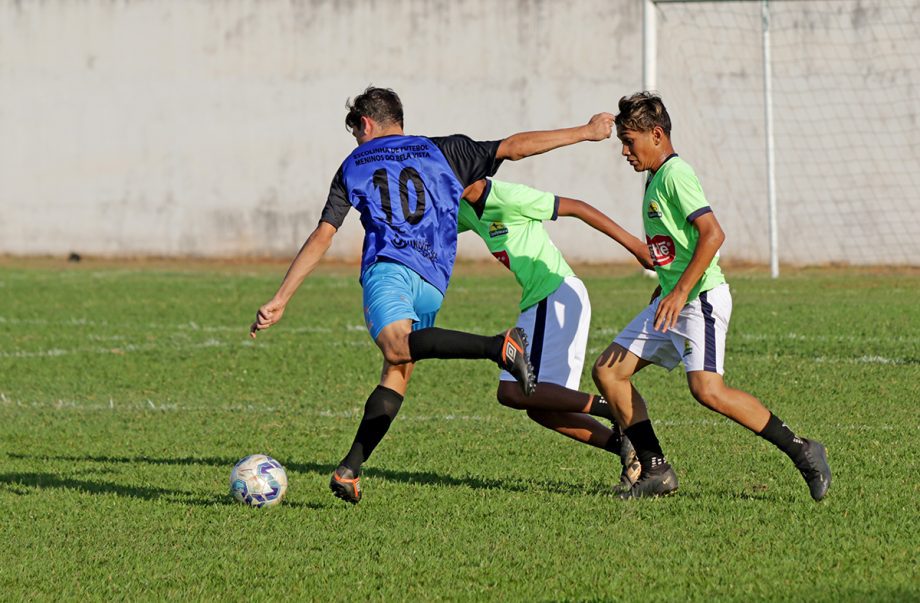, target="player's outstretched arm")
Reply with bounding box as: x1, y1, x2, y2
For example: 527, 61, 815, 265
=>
496, 113, 614, 161
250, 221, 337, 338
557, 197, 653, 269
